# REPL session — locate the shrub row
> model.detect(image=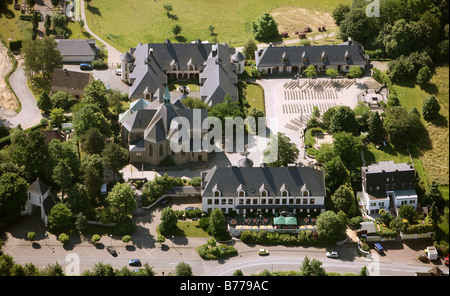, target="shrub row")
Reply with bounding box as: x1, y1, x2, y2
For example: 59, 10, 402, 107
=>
239, 230, 320, 246
196, 244, 238, 260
